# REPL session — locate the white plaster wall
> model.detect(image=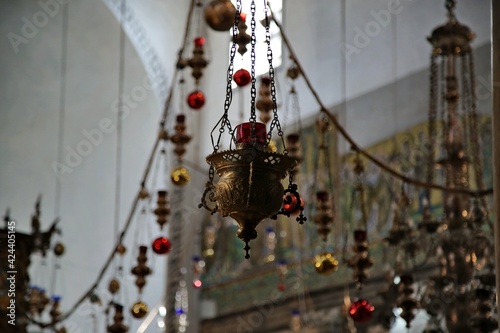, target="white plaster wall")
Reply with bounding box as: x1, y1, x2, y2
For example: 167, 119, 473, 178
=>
0, 0, 169, 332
